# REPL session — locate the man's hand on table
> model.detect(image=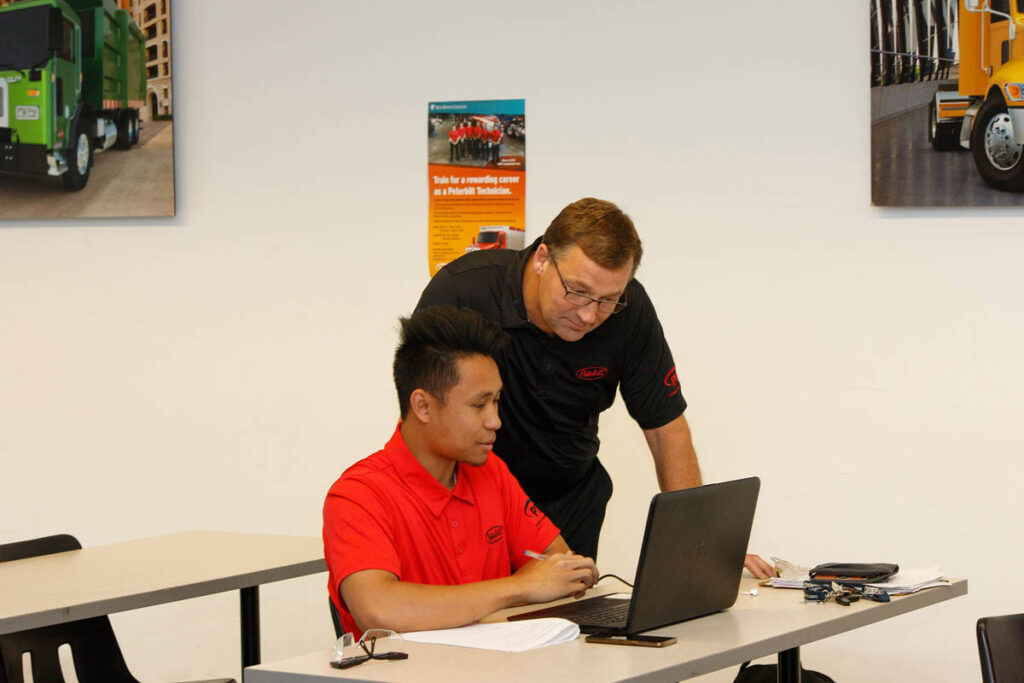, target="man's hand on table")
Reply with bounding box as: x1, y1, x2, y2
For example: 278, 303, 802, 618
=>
745, 553, 774, 579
